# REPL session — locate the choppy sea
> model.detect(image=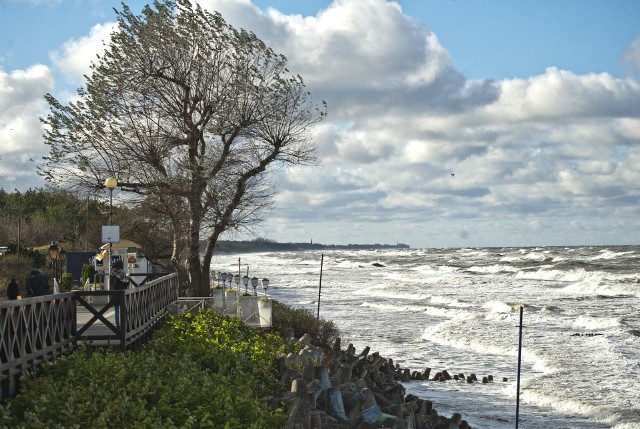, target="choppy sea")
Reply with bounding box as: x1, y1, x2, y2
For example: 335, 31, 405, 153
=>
212, 246, 640, 429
